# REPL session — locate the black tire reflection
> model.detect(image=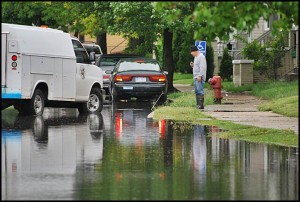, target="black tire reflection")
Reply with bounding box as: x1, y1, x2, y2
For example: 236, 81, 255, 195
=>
12, 115, 48, 144
79, 113, 104, 140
